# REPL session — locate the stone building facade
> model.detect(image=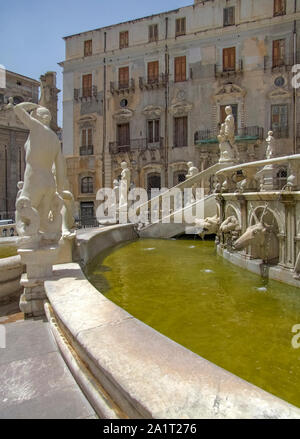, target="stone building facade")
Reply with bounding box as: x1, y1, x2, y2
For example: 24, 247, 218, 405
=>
0, 70, 60, 220
0, 70, 40, 220
61, 0, 300, 220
